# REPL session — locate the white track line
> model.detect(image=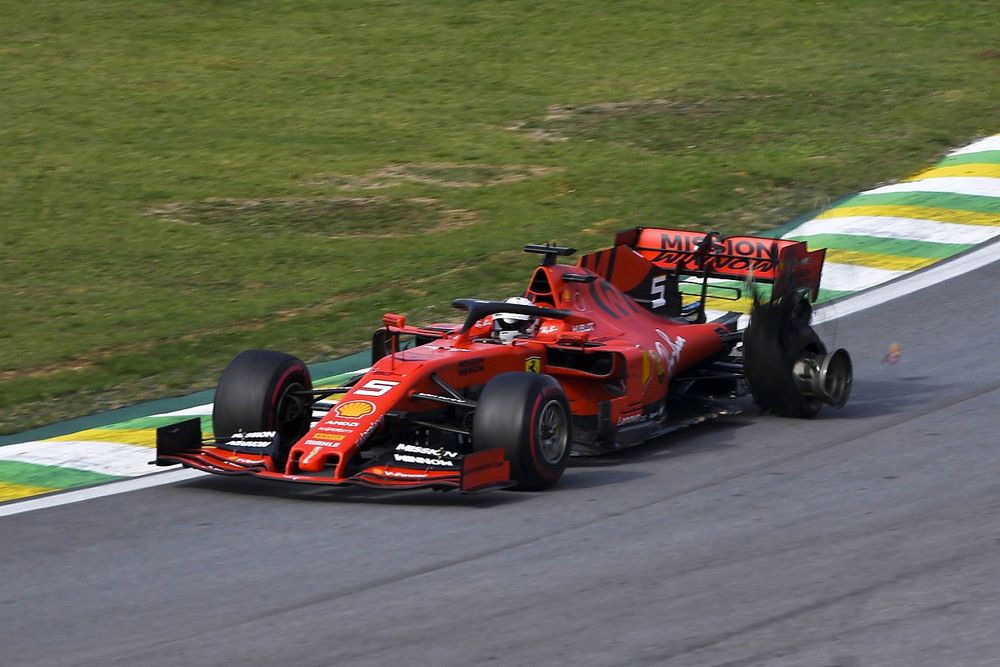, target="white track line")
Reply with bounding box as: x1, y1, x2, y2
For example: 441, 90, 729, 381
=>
0, 469, 204, 518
